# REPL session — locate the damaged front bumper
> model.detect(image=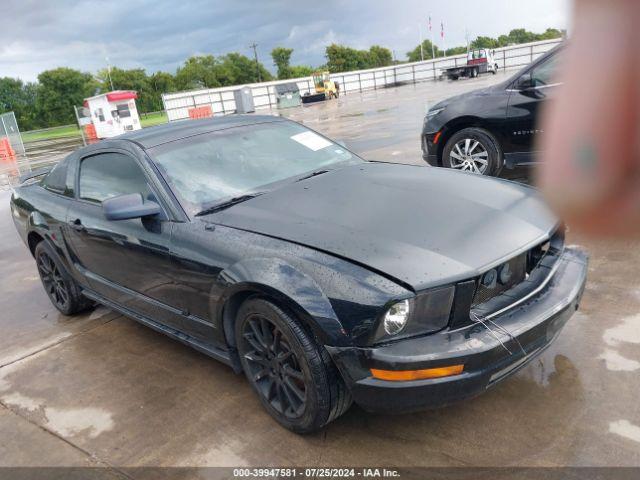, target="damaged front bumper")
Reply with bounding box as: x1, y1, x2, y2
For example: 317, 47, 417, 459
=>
327, 248, 588, 414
